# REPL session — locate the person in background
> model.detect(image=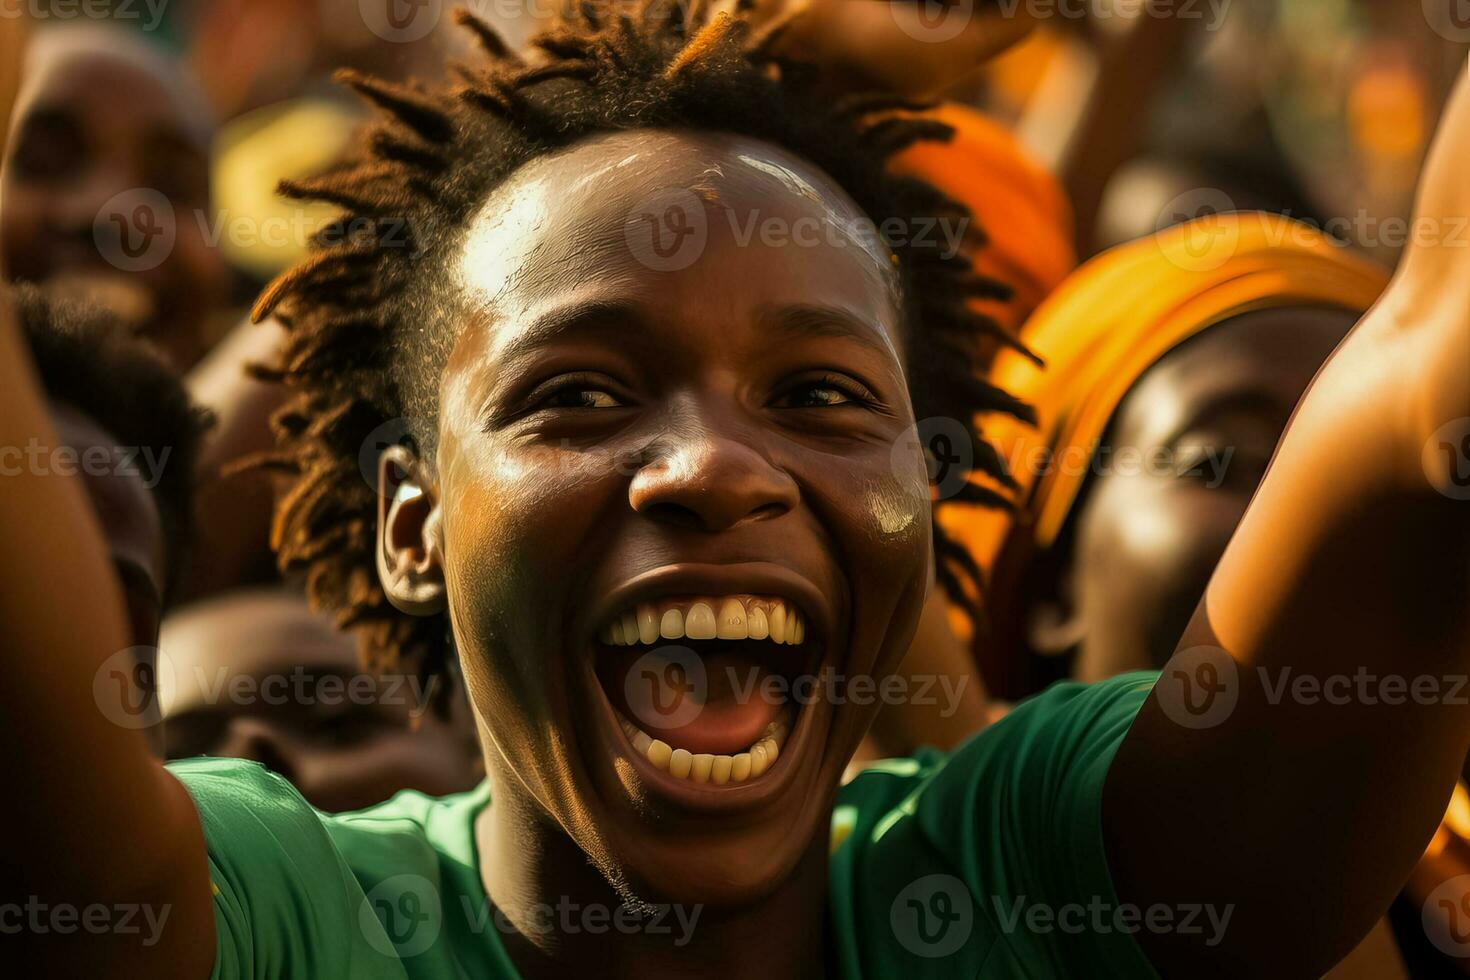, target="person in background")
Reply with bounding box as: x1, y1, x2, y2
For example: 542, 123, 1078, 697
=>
160, 587, 483, 813
937, 211, 1463, 977
10, 281, 211, 748
1, 24, 229, 372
